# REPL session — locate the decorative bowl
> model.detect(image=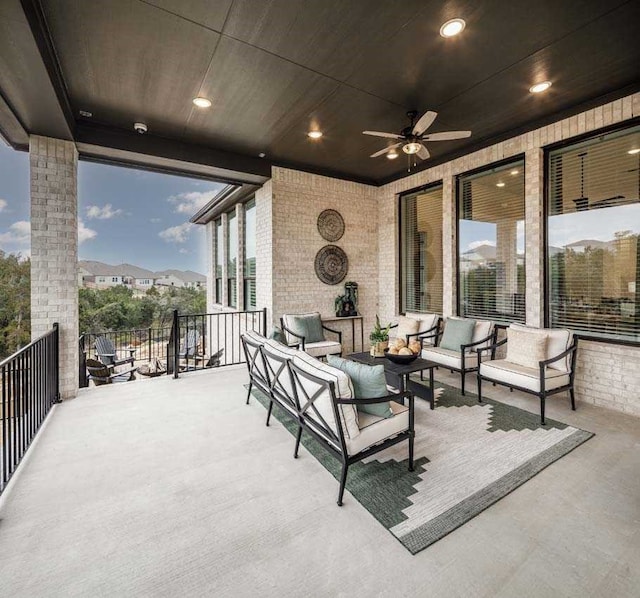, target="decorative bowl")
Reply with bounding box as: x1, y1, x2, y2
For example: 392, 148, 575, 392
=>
384, 348, 418, 364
